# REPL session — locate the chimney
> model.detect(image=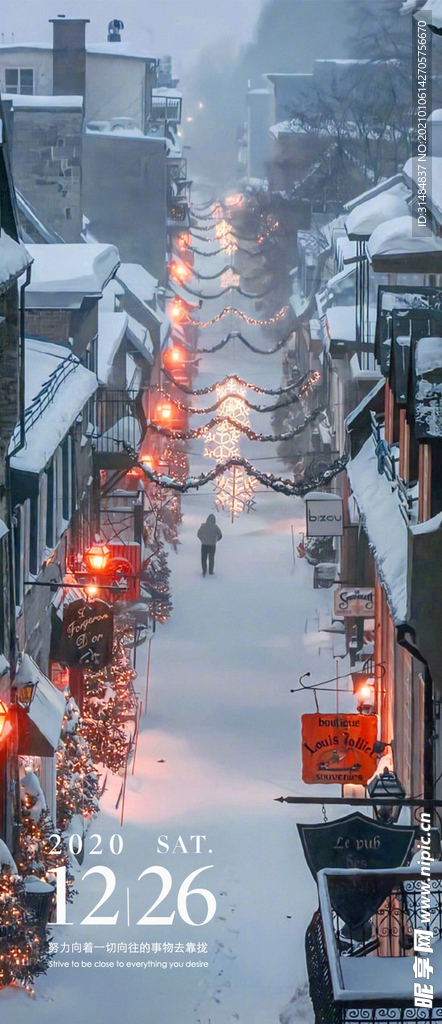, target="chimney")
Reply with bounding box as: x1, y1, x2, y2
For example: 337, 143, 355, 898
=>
49, 17, 90, 96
